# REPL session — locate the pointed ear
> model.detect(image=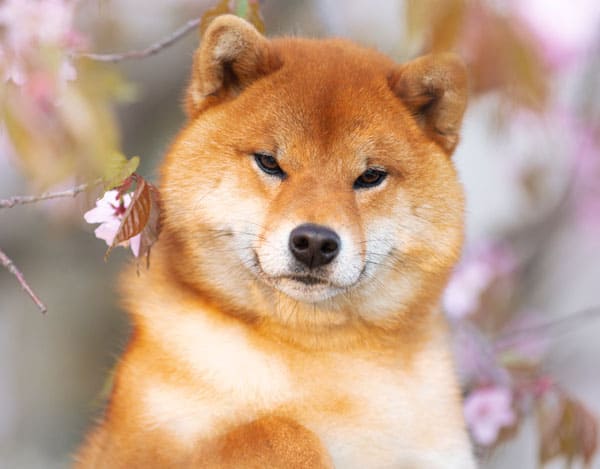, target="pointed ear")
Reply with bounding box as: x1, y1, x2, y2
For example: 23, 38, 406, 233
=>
389, 53, 468, 154
185, 15, 282, 118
